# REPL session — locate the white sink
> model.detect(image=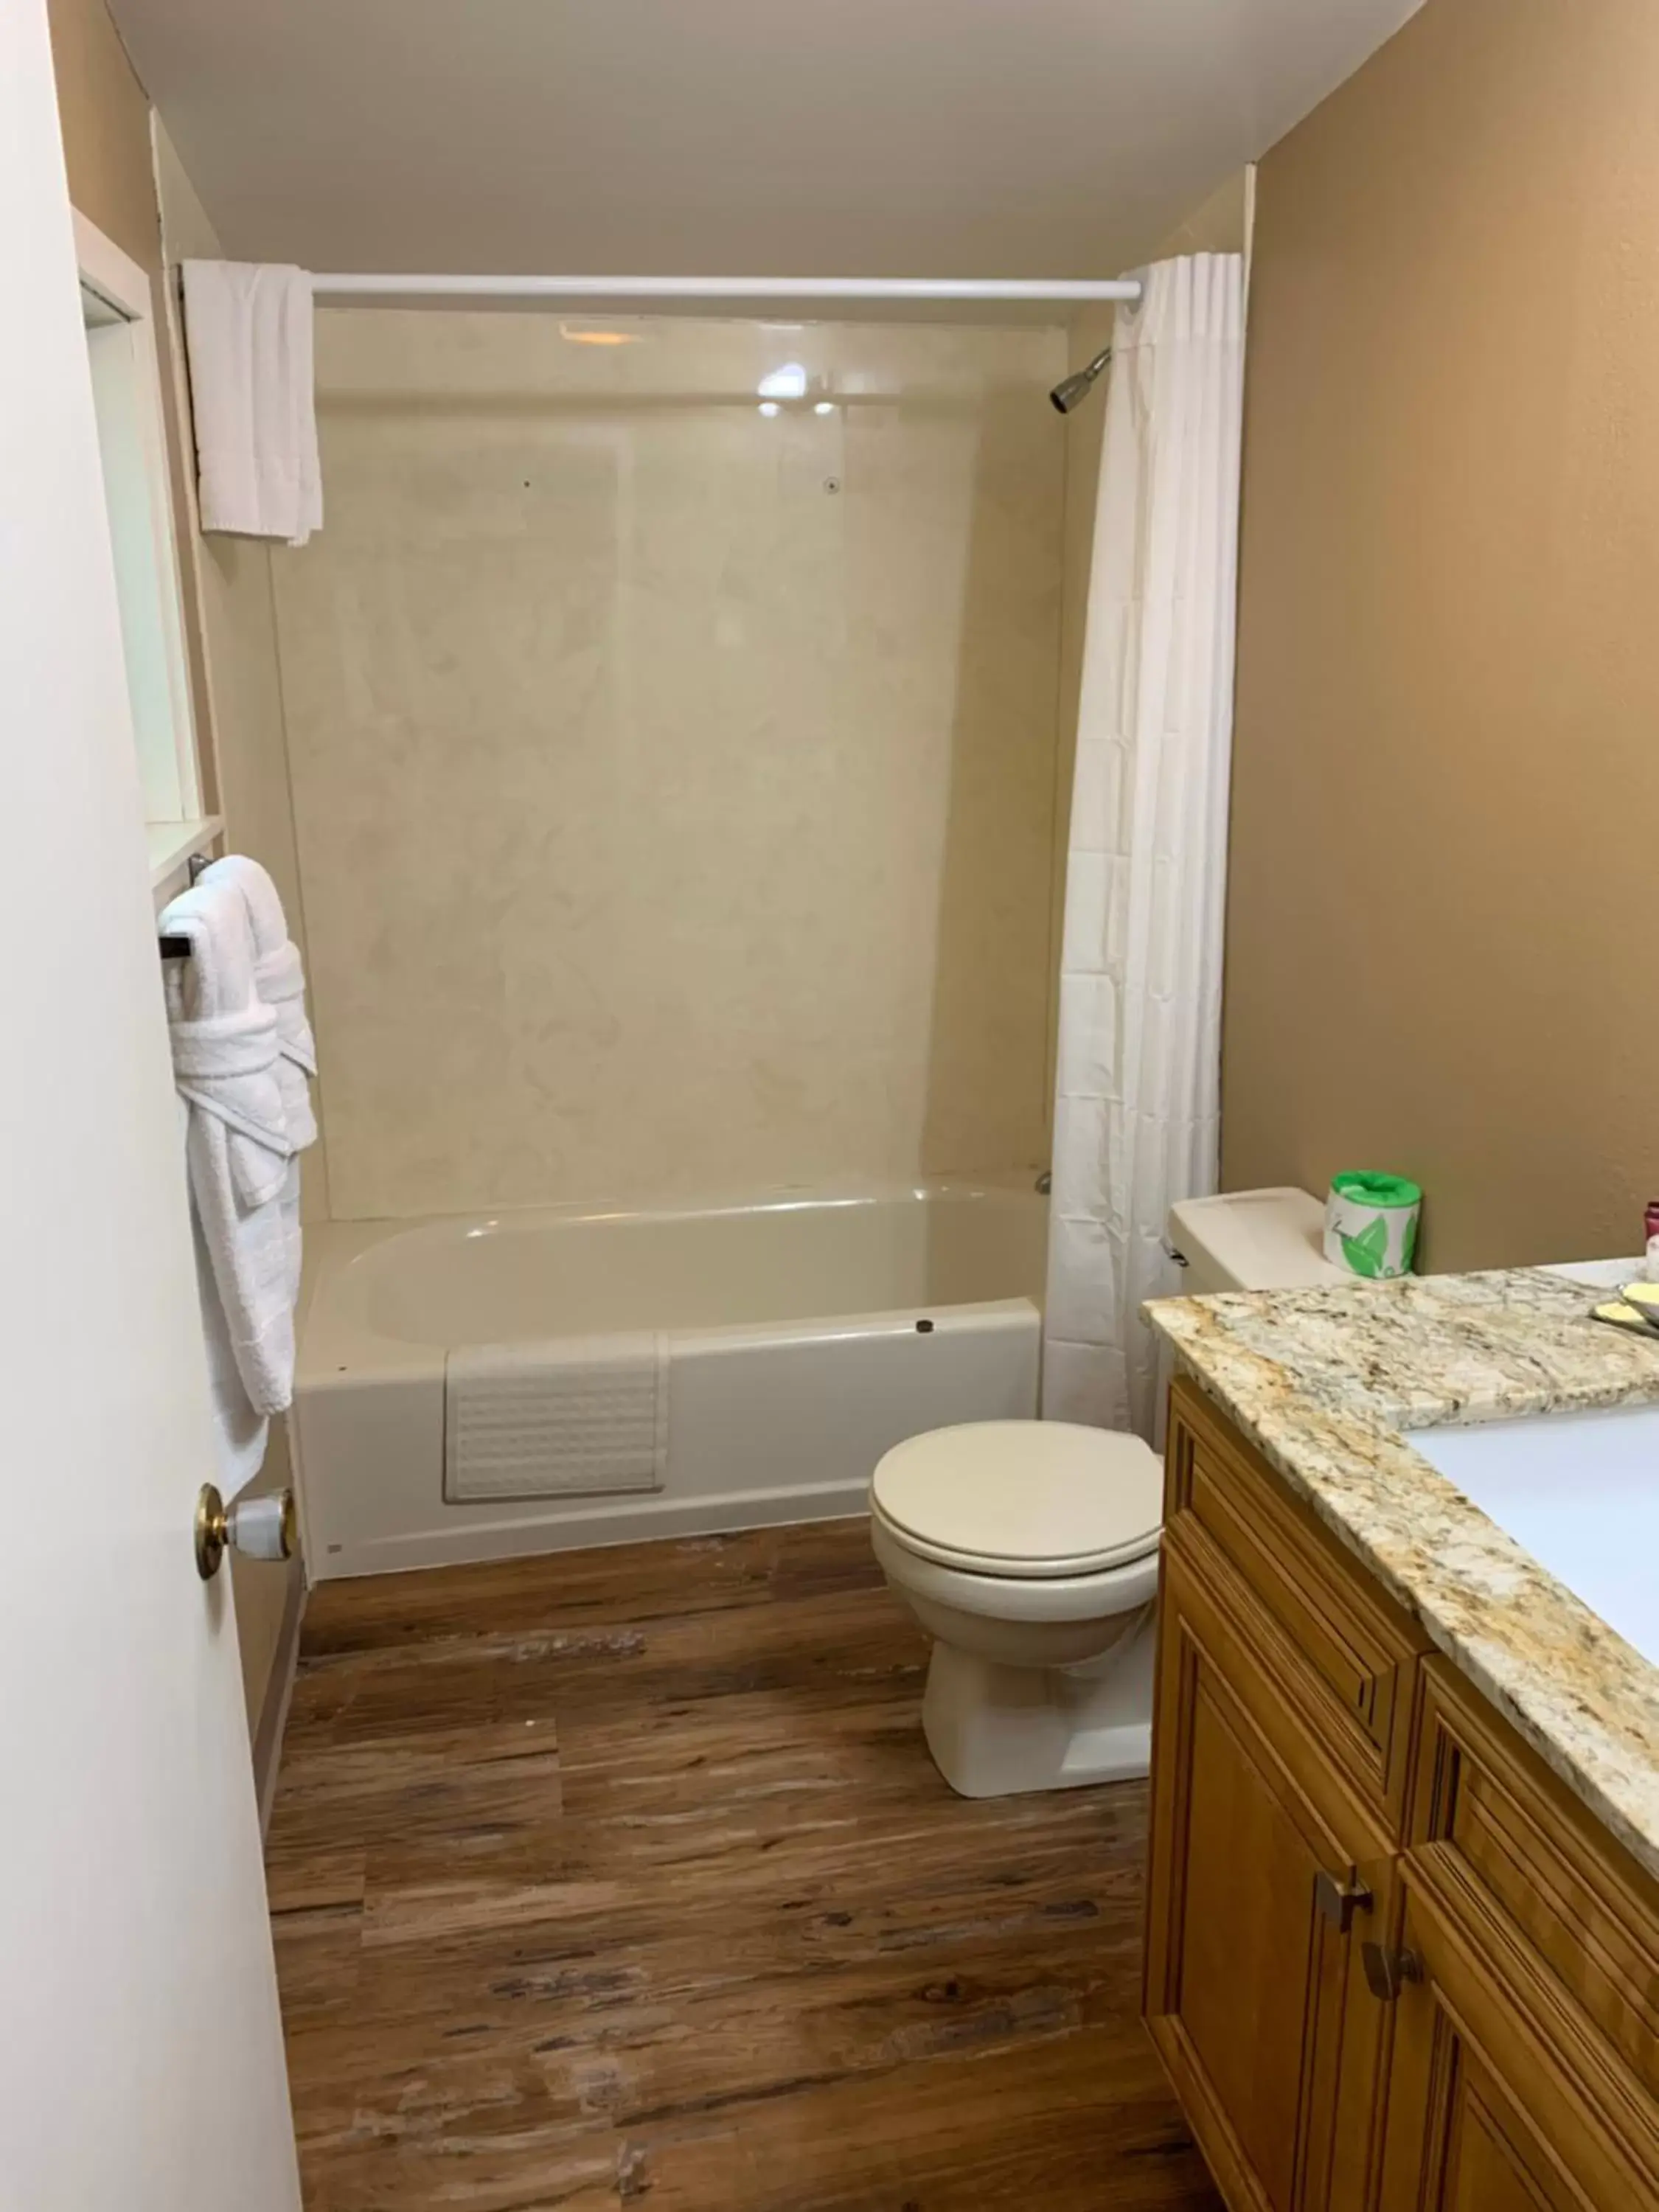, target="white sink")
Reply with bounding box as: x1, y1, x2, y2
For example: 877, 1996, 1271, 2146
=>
1412, 1402, 1659, 1666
